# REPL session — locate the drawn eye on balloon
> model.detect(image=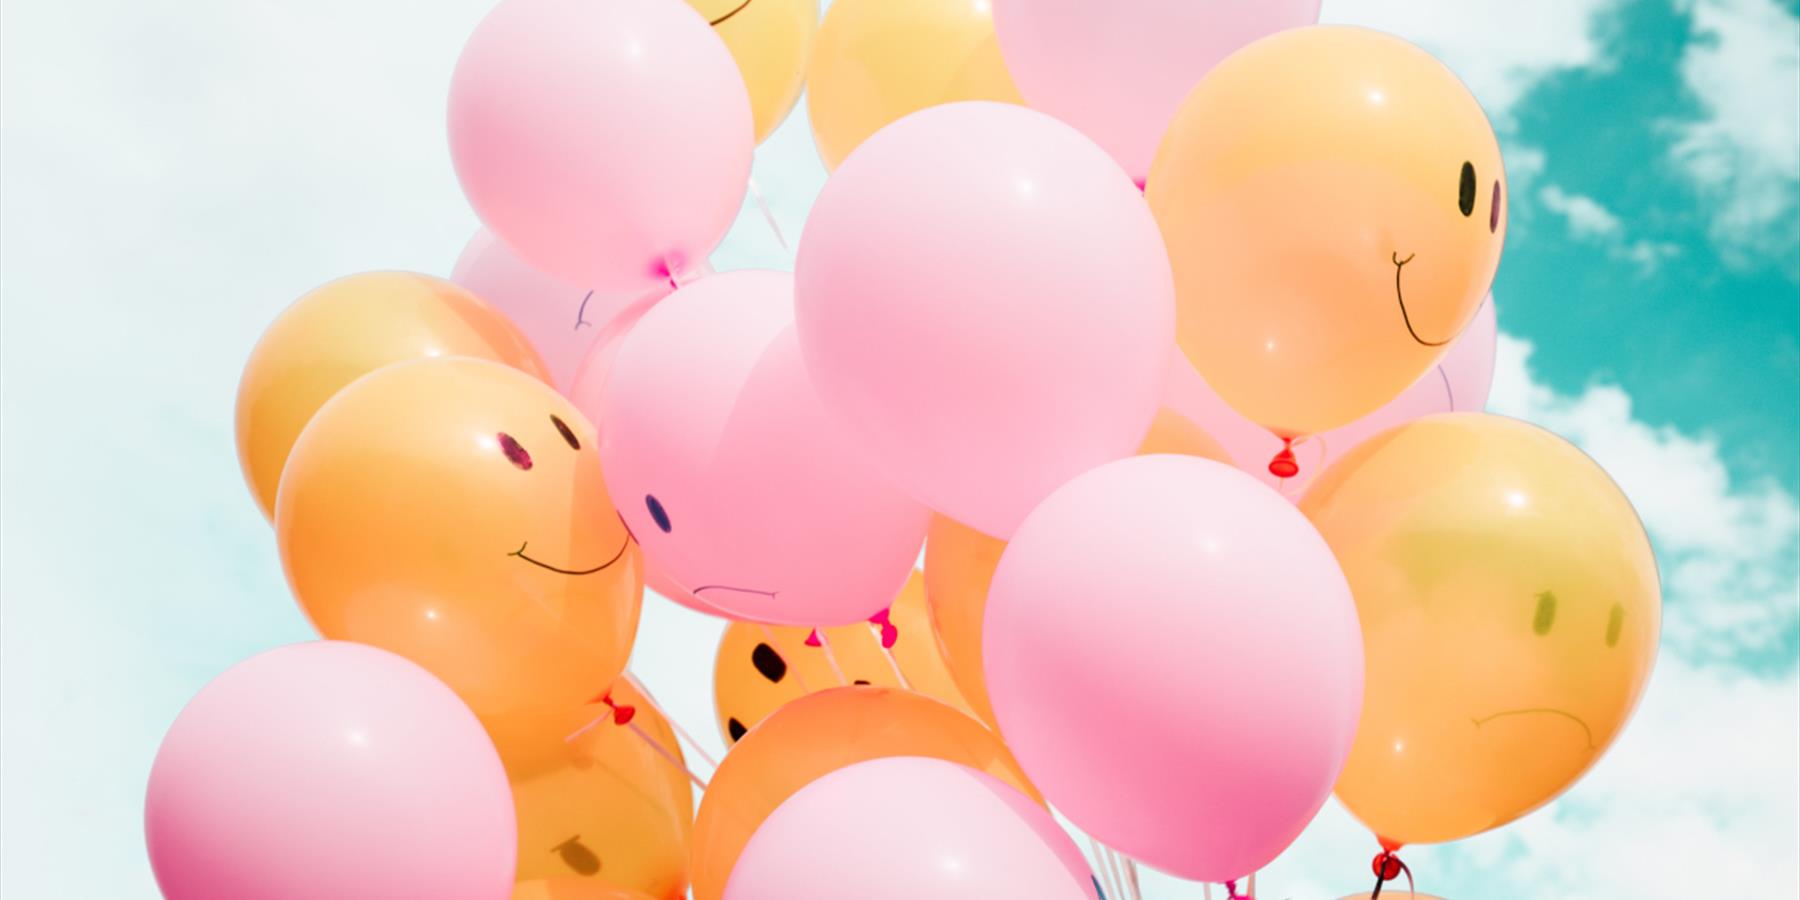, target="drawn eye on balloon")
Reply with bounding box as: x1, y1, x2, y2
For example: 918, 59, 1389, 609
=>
551, 834, 601, 876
